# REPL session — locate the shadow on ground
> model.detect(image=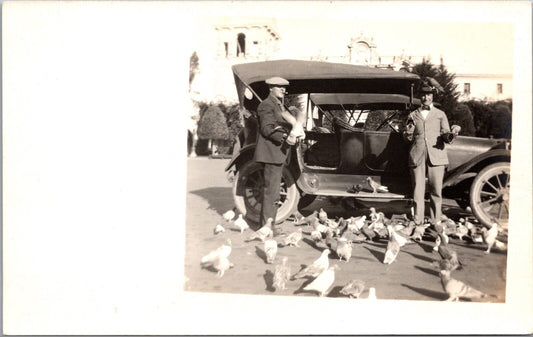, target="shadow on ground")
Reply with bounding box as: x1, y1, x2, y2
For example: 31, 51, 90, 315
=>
401, 283, 448, 300
189, 187, 234, 216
